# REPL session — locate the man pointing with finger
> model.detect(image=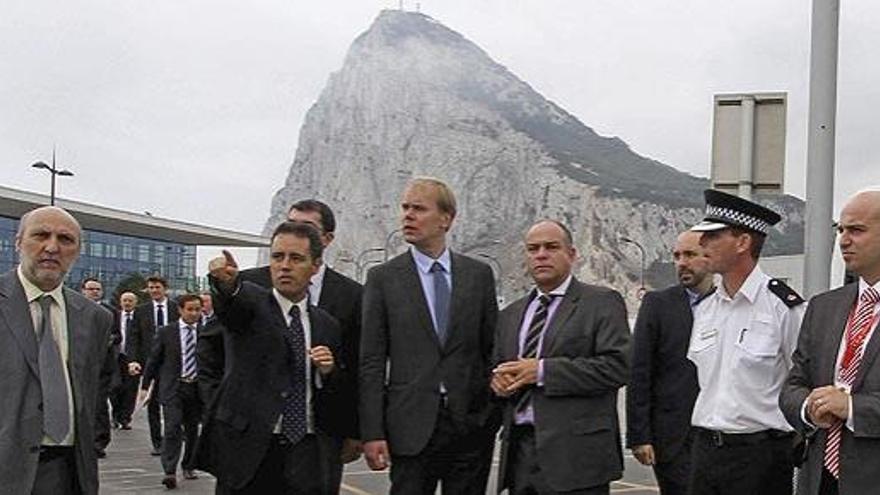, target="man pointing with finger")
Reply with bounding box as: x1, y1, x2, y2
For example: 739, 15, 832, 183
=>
195, 221, 347, 494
